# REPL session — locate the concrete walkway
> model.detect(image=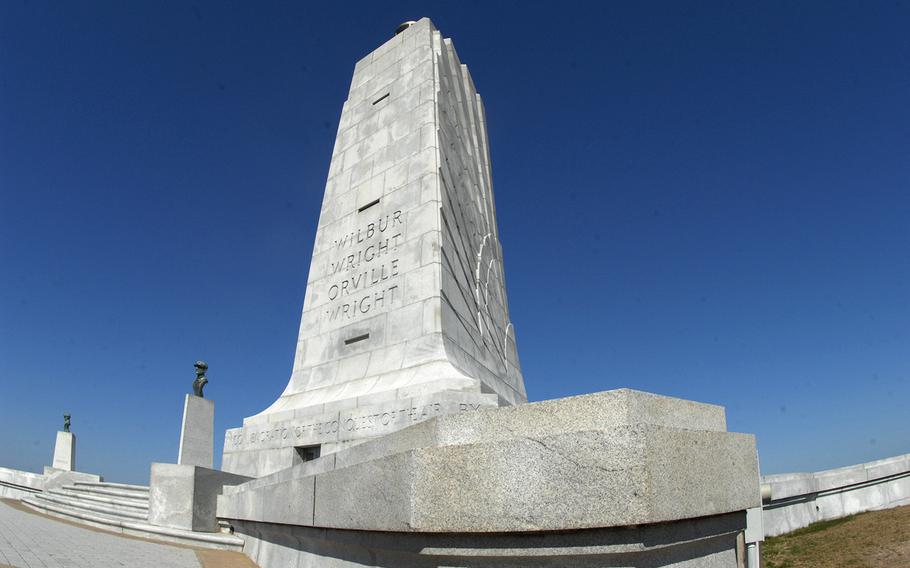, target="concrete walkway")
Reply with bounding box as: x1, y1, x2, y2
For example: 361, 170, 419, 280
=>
0, 499, 255, 568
